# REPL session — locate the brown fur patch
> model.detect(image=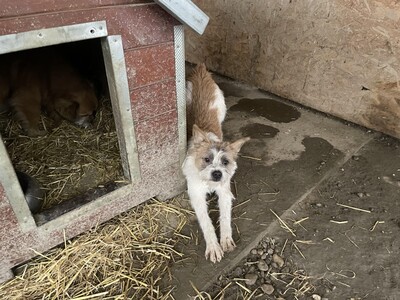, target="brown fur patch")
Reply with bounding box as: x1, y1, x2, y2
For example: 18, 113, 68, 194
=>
186, 63, 223, 139
188, 125, 249, 171
0, 49, 98, 136
192, 141, 218, 170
